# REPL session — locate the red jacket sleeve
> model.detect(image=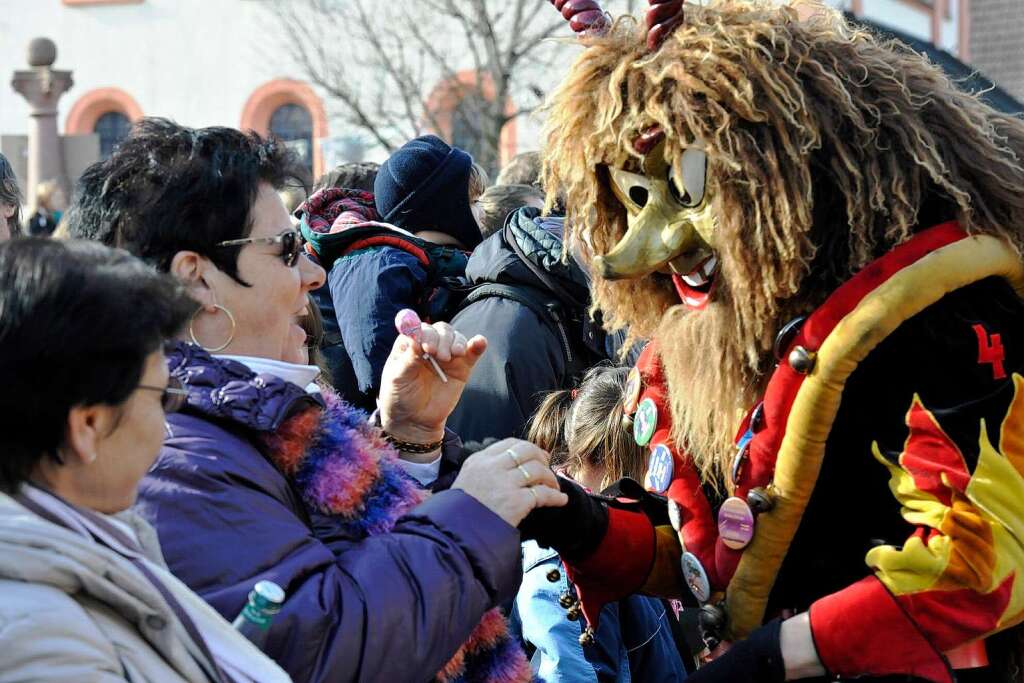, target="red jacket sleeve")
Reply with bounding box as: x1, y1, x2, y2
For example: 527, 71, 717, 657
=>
810, 379, 1024, 681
